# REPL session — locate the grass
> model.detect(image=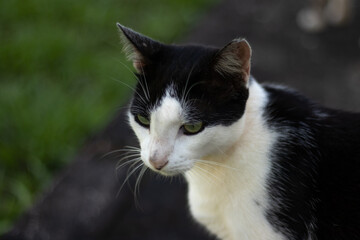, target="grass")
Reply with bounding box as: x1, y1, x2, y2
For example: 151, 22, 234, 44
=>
0, 0, 216, 234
